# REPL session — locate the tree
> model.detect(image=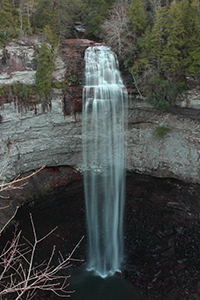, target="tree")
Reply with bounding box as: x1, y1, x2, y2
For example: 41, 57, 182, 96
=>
35, 42, 54, 108
82, 0, 115, 37
55, 0, 83, 40
0, 0, 16, 29
184, 0, 200, 78
101, 1, 132, 58
0, 214, 84, 299
160, 0, 188, 76
128, 0, 147, 38
33, 0, 58, 35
